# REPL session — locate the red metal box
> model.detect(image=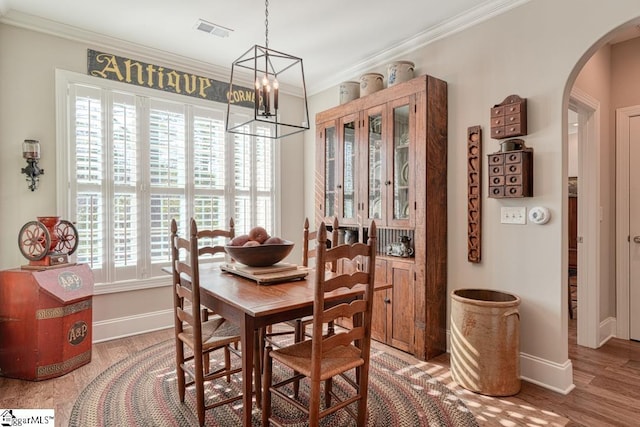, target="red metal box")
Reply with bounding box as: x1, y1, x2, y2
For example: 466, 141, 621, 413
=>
0, 264, 94, 380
